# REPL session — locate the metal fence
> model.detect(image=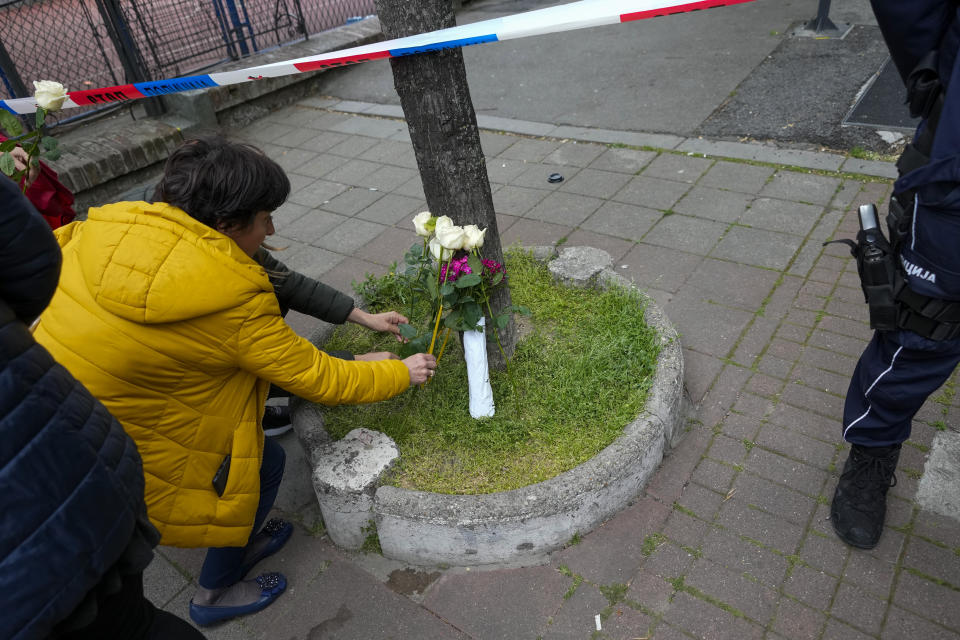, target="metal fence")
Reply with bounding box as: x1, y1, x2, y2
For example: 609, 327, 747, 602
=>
0, 0, 375, 121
